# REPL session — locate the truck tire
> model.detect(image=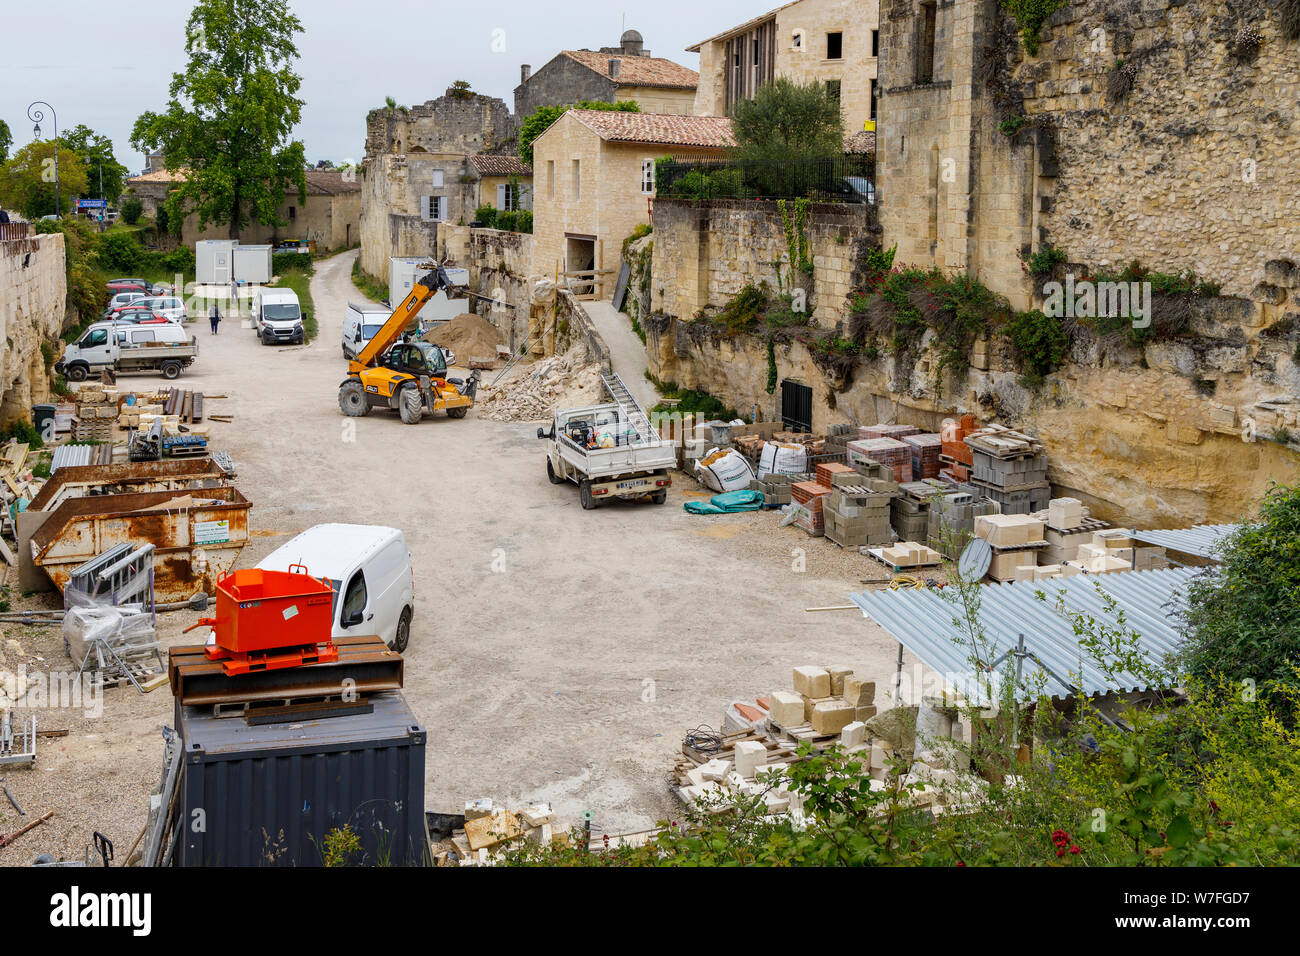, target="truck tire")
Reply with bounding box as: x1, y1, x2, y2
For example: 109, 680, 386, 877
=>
161, 361, 182, 380
399, 386, 423, 424
652, 490, 667, 504
338, 380, 370, 417
66, 363, 89, 382
390, 606, 412, 653
547, 458, 564, 484
447, 406, 468, 419
579, 479, 597, 510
